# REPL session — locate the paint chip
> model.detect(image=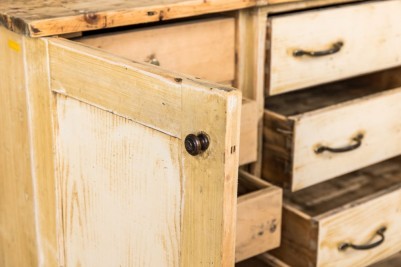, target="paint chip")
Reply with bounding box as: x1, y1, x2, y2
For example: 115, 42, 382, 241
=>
8, 40, 20, 52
